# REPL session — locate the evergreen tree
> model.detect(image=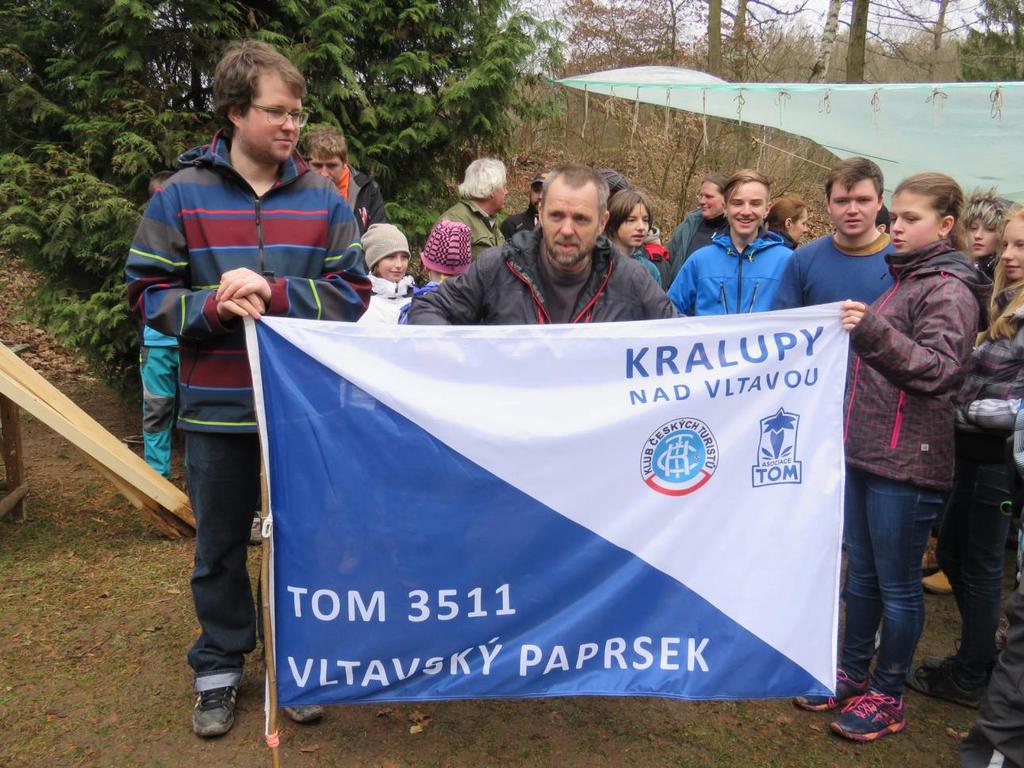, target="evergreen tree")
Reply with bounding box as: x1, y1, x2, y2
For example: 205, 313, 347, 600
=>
960, 0, 1024, 80
0, 0, 557, 374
